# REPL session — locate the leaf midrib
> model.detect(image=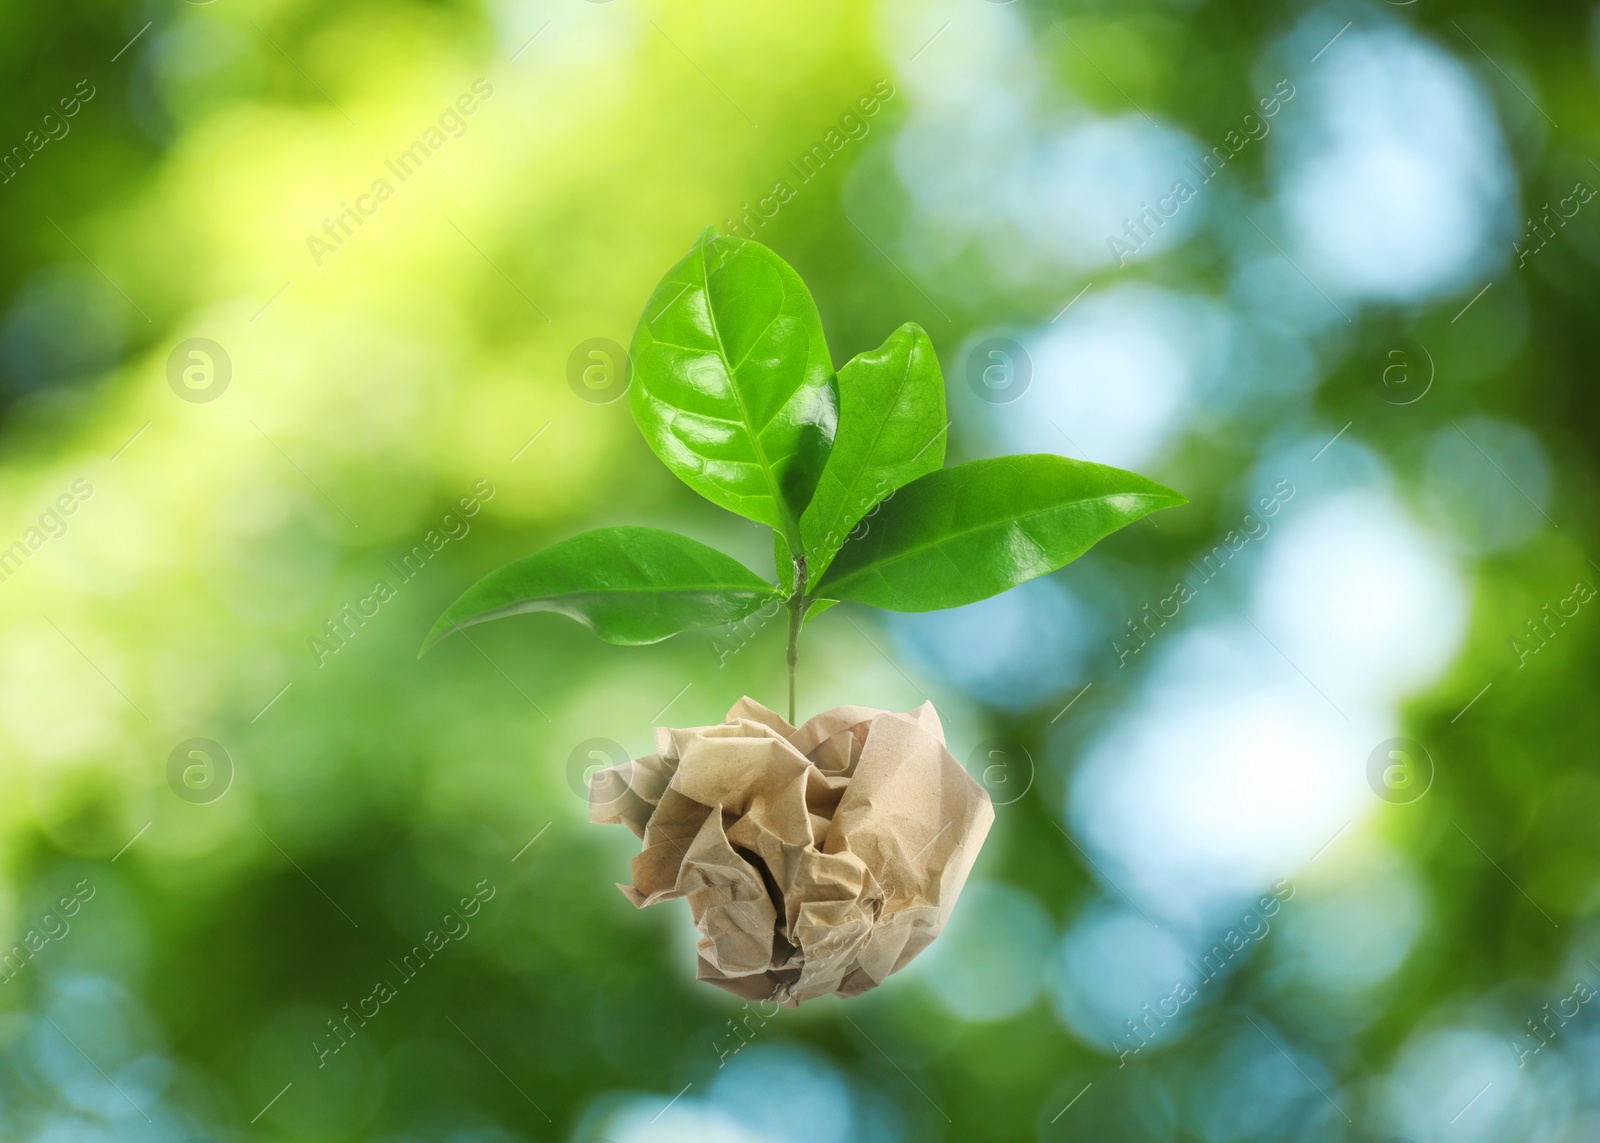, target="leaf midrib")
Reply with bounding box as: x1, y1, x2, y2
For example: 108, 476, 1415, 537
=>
494, 579, 777, 599
811, 338, 918, 551
698, 239, 794, 539
823, 485, 1169, 588
437, 581, 778, 637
